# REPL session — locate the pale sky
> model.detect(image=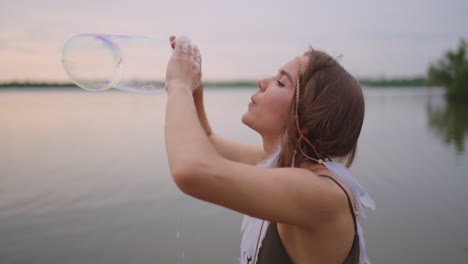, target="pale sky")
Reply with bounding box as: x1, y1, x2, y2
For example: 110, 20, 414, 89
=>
0, 0, 467, 82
